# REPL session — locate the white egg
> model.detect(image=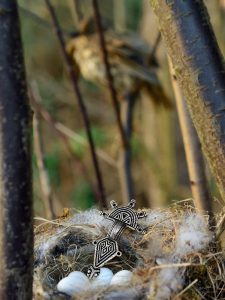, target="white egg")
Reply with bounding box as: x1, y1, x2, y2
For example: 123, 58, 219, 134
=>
92, 268, 113, 288
110, 270, 133, 286
57, 271, 90, 296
